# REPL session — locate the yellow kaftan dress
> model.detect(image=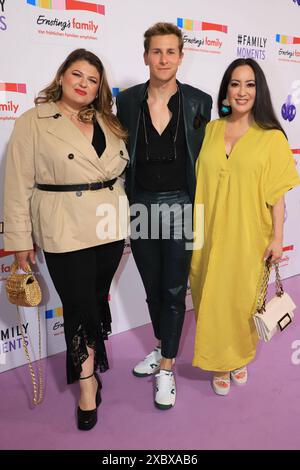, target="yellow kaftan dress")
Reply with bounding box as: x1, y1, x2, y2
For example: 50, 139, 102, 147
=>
190, 118, 300, 371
